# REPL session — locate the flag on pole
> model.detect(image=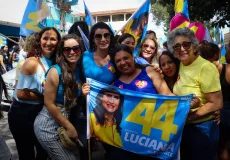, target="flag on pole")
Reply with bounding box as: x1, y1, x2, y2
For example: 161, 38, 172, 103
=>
204, 27, 212, 42
220, 30, 226, 64
77, 26, 89, 50
174, 0, 189, 19
214, 27, 220, 44
20, 0, 46, 36
117, 0, 151, 56
0, 35, 7, 47
83, 0, 96, 30
36, 0, 50, 23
